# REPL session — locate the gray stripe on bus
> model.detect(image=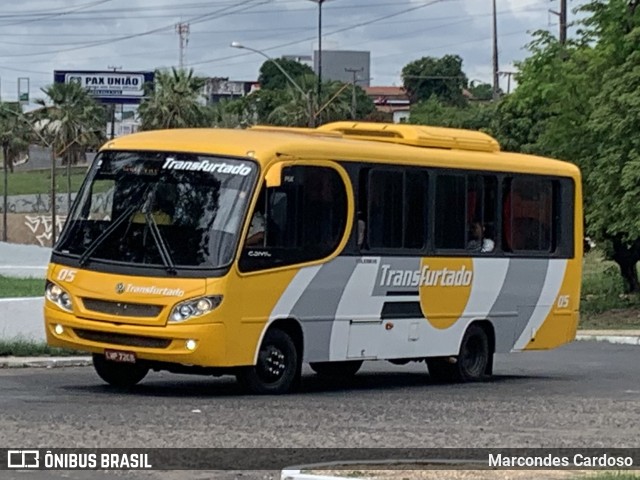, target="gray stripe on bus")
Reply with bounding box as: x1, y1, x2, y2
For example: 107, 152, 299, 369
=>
488, 258, 549, 352
290, 257, 359, 362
